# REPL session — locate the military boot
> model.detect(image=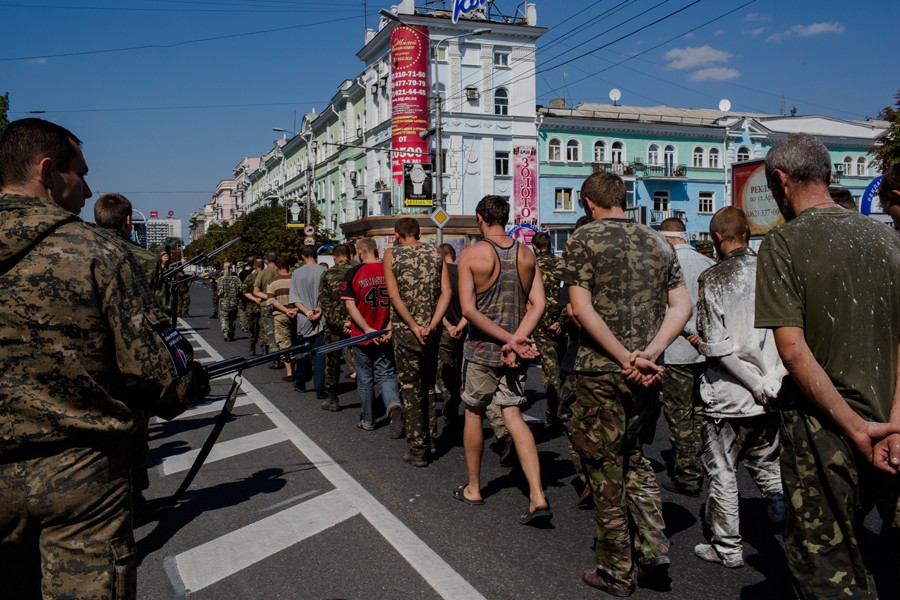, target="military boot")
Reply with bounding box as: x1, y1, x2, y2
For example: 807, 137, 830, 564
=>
321, 388, 340, 412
